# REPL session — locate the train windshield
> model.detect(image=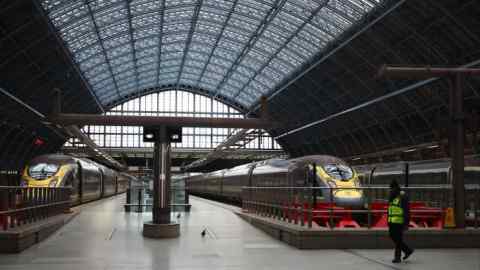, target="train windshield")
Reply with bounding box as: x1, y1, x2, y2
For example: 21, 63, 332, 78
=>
323, 164, 354, 181
28, 163, 59, 180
